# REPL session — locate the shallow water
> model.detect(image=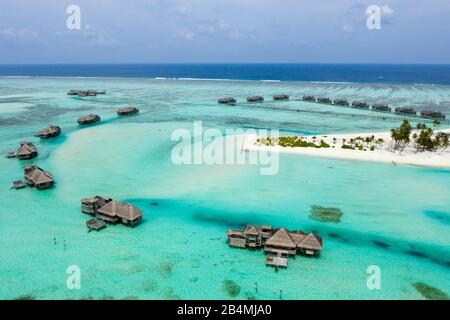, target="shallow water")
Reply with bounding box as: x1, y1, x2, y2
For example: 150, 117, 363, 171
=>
0, 77, 449, 300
